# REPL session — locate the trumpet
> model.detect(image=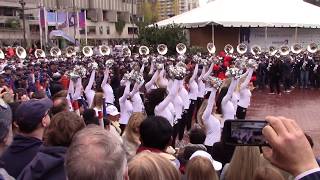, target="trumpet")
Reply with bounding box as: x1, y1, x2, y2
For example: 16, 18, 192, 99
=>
16, 46, 27, 59
157, 44, 168, 55
99, 45, 111, 56
50, 47, 61, 57
251, 45, 261, 55
122, 47, 131, 57
224, 44, 234, 54
237, 43, 247, 54
279, 45, 290, 56
291, 43, 303, 54
0, 49, 4, 59
307, 43, 318, 54
139, 46, 150, 56
66, 46, 76, 58
207, 43, 216, 54
82, 46, 93, 57
35, 49, 46, 59
176, 43, 187, 55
